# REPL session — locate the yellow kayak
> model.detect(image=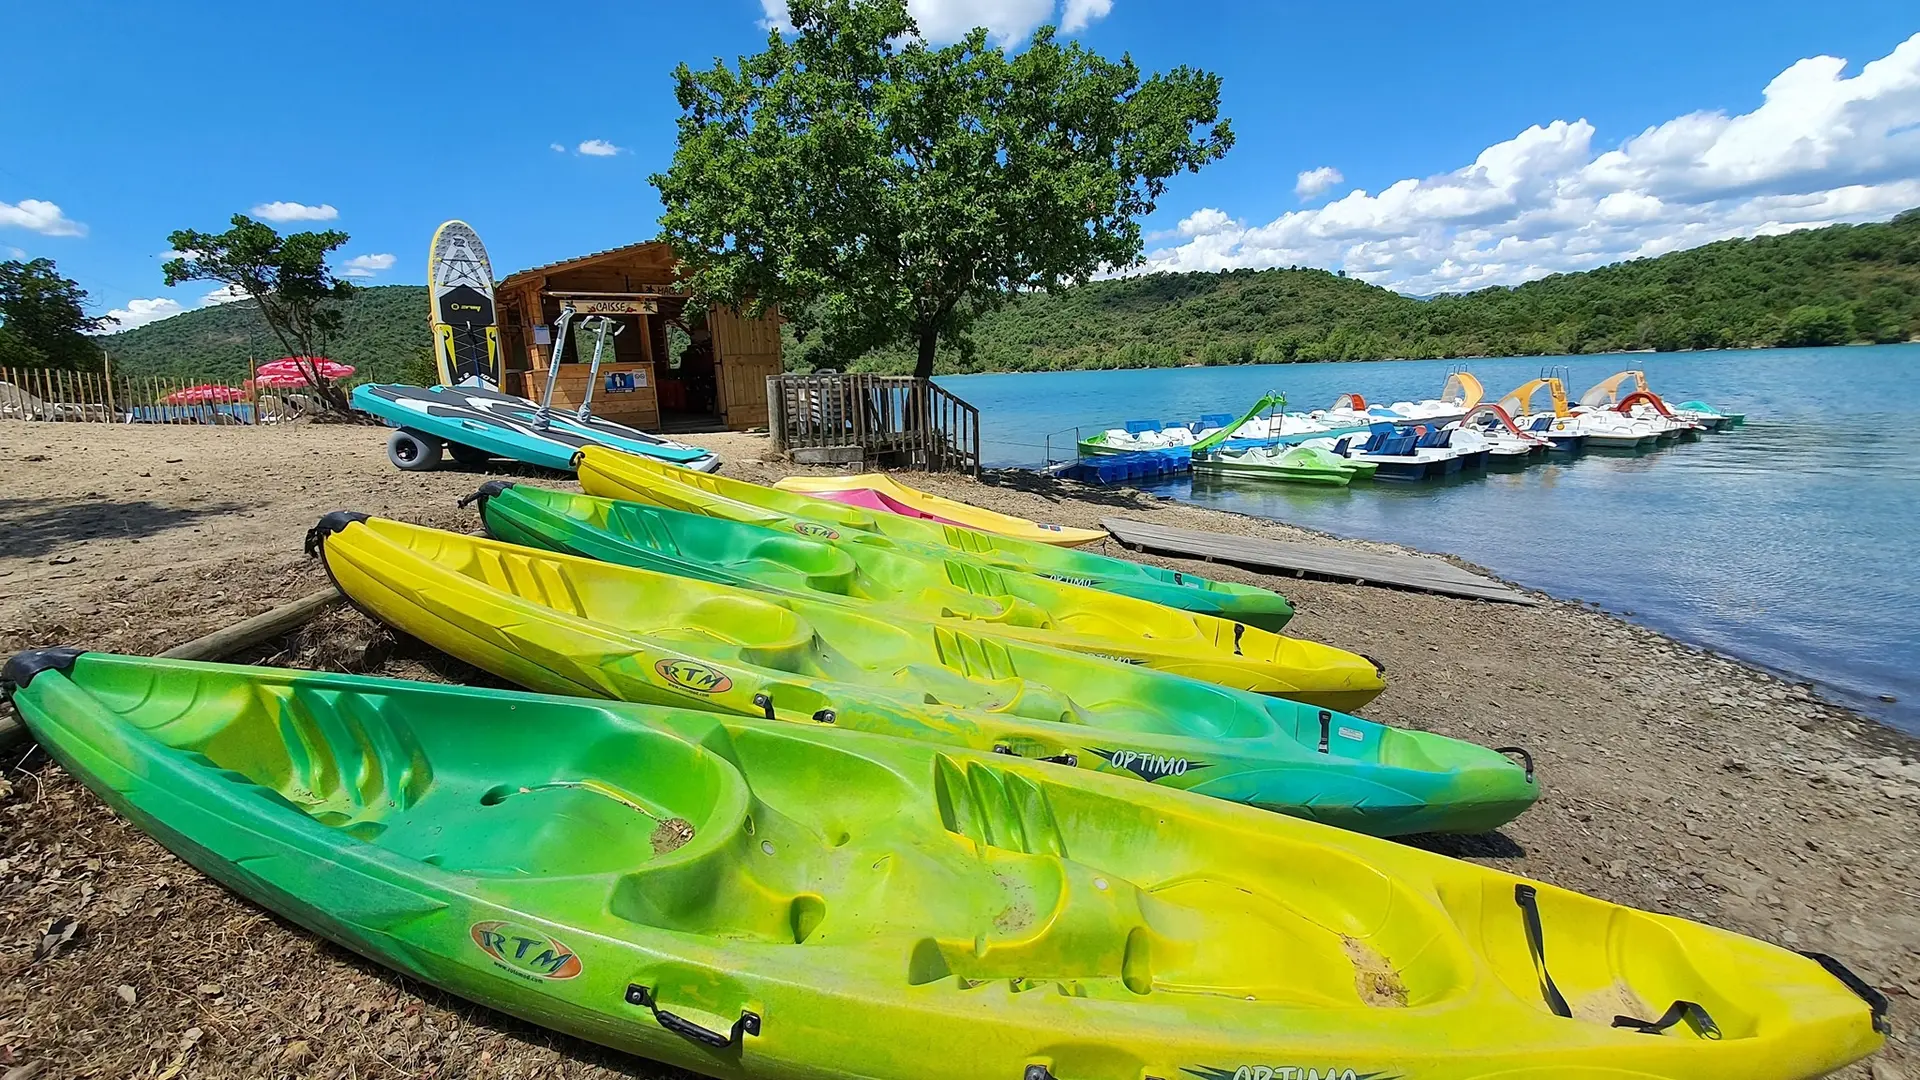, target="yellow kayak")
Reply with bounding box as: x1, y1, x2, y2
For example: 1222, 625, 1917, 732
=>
472, 482, 1384, 708
773, 473, 1110, 546
309, 513, 1531, 835
577, 447, 1299, 631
